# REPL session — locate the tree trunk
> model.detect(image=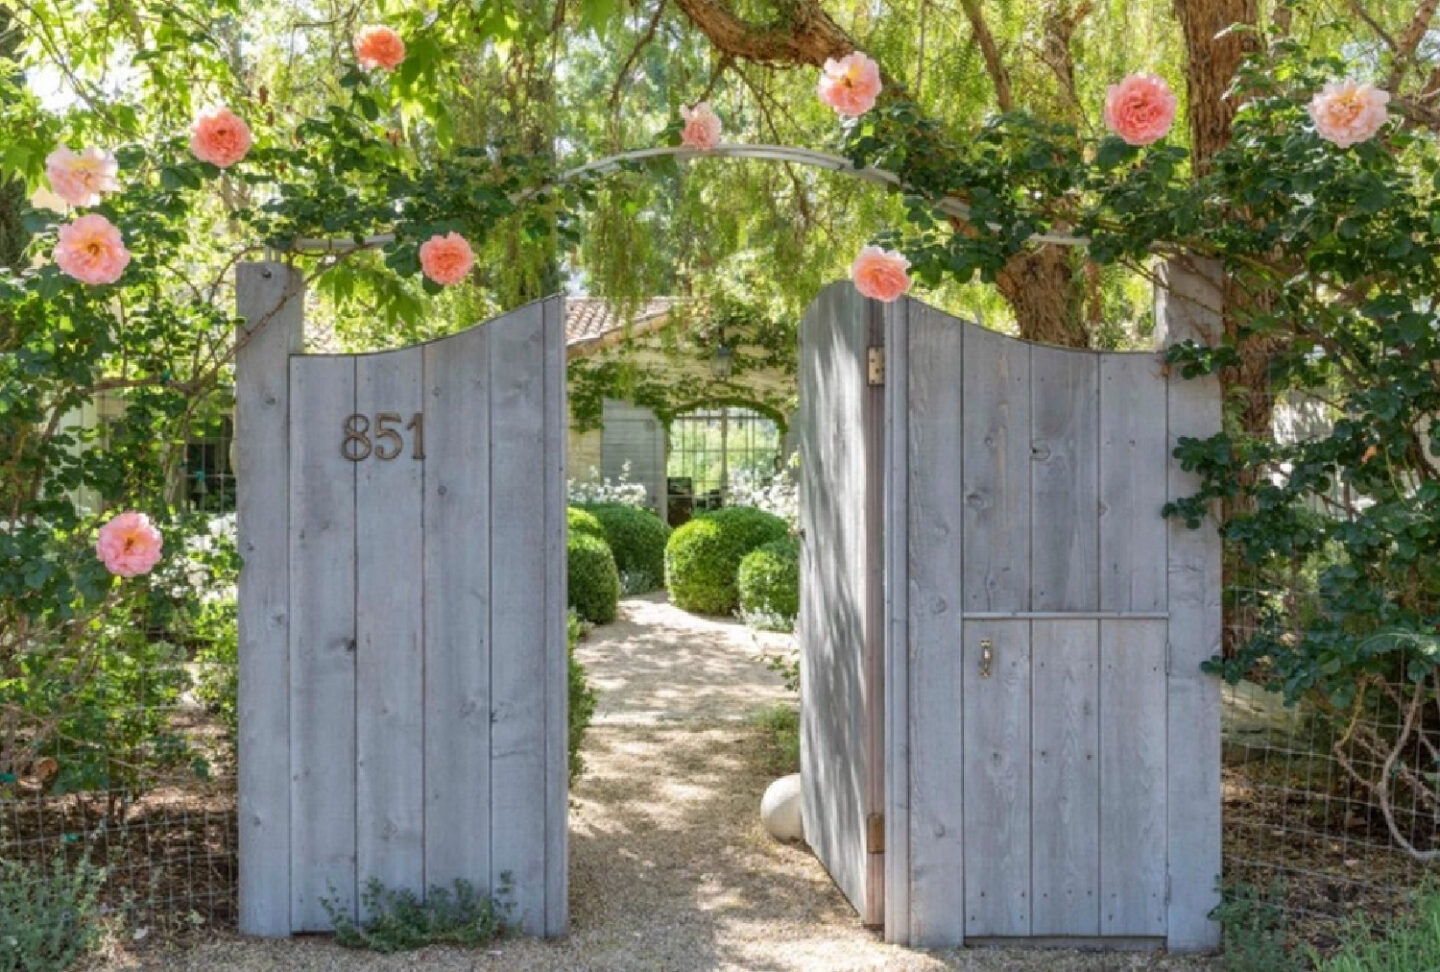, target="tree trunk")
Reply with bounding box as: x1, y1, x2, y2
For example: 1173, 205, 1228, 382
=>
1175, 0, 1284, 654
669, 0, 1086, 345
